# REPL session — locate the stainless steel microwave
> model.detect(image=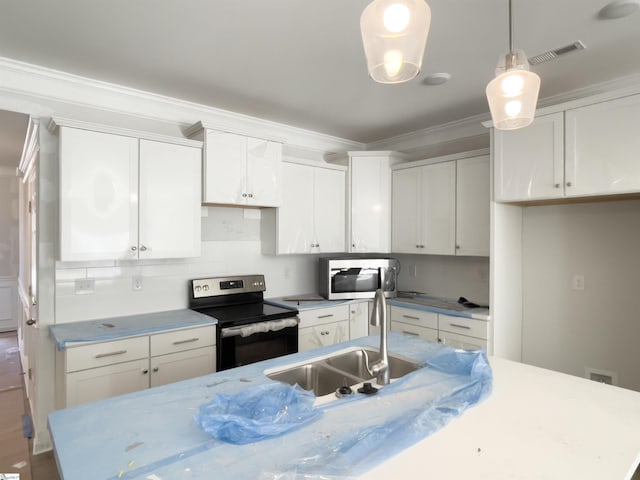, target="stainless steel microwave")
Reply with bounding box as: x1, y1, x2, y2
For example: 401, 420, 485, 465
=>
319, 257, 399, 300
